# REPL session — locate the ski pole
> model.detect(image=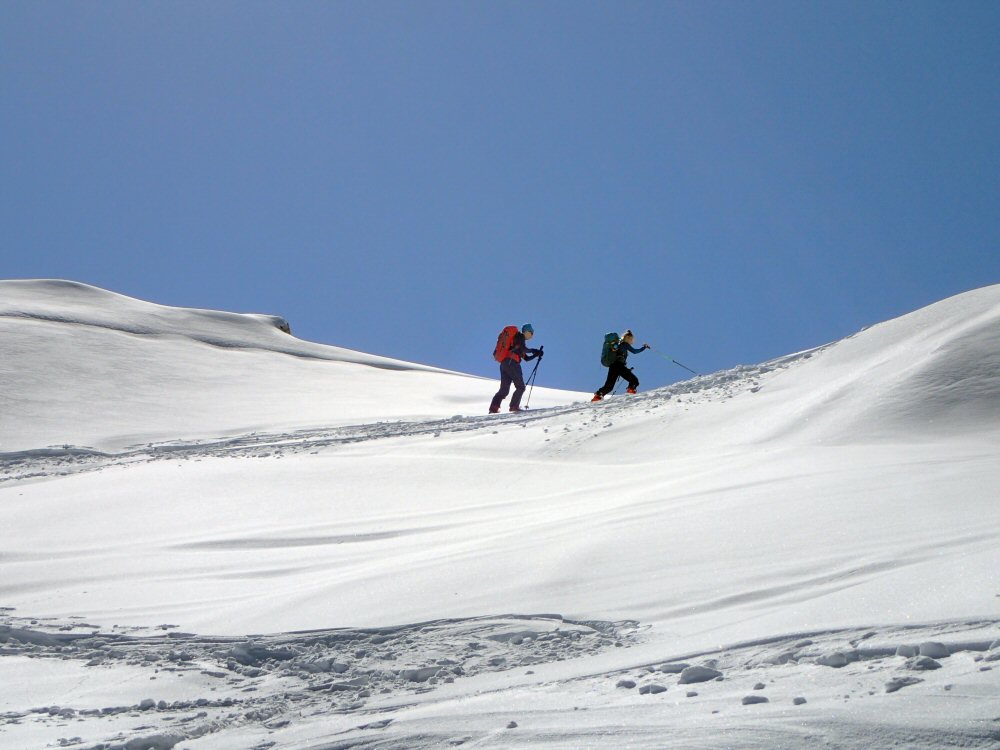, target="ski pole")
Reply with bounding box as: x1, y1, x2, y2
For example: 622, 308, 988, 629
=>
650, 348, 699, 376
524, 349, 542, 408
